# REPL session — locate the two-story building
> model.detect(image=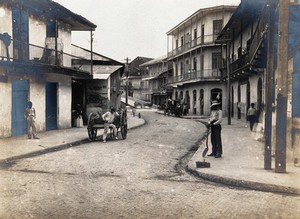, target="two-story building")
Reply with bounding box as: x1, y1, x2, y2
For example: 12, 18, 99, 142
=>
140, 55, 173, 107
0, 0, 96, 137
71, 45, 124, 124
167, 5, 237, 116
217, 0, 267, 121
217, 0, 300, 170
121, 56, 153, 101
